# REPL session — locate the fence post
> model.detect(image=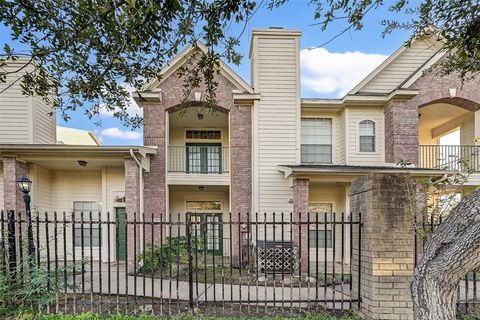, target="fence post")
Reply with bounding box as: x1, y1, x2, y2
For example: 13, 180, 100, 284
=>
186, 216, 195, 314
7, 210, 17, 277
